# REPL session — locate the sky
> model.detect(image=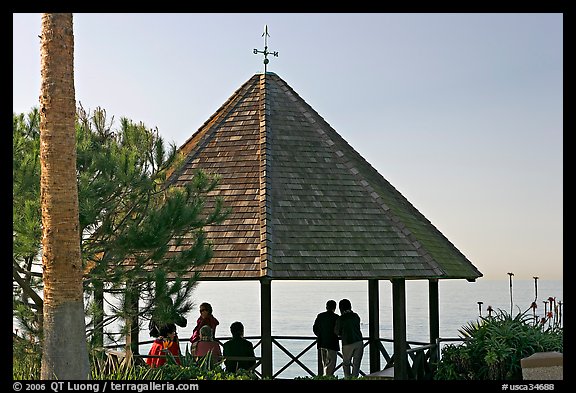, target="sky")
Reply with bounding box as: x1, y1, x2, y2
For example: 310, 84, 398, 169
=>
13, 13, 563, 280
